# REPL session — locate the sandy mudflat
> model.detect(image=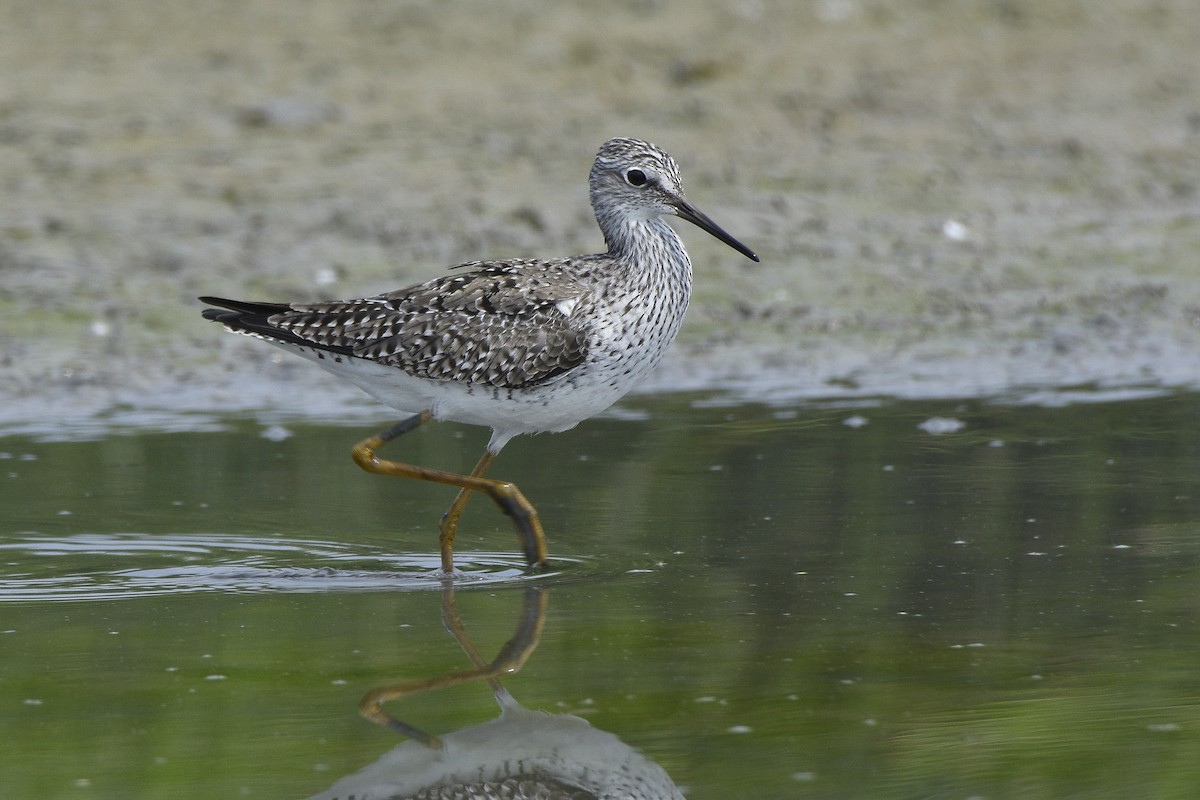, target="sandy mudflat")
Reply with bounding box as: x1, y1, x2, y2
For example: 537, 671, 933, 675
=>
2, 0, 1198, 429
